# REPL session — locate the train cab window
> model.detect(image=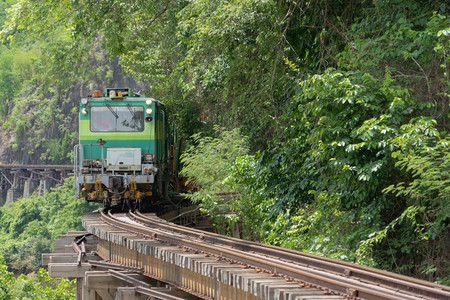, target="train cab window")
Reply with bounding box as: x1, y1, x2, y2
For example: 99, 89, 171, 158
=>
90, 106, 144, 132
